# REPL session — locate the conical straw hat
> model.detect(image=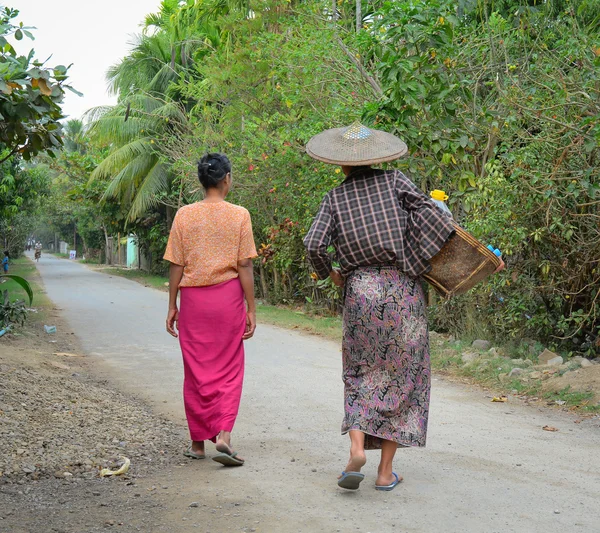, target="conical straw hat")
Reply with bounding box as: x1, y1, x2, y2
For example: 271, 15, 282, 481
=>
306, 122, 408, 166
